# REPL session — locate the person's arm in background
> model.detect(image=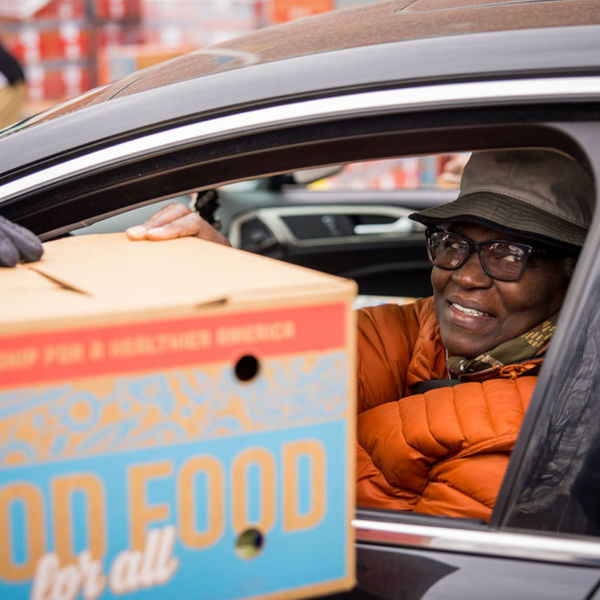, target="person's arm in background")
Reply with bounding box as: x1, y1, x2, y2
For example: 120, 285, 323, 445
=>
0, 215, 43, 267
126, 203, 230, 246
